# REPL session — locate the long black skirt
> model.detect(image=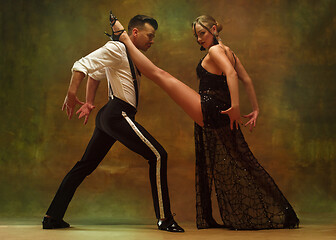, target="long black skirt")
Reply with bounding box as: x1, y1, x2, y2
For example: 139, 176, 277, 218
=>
194, 105, 299, 230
